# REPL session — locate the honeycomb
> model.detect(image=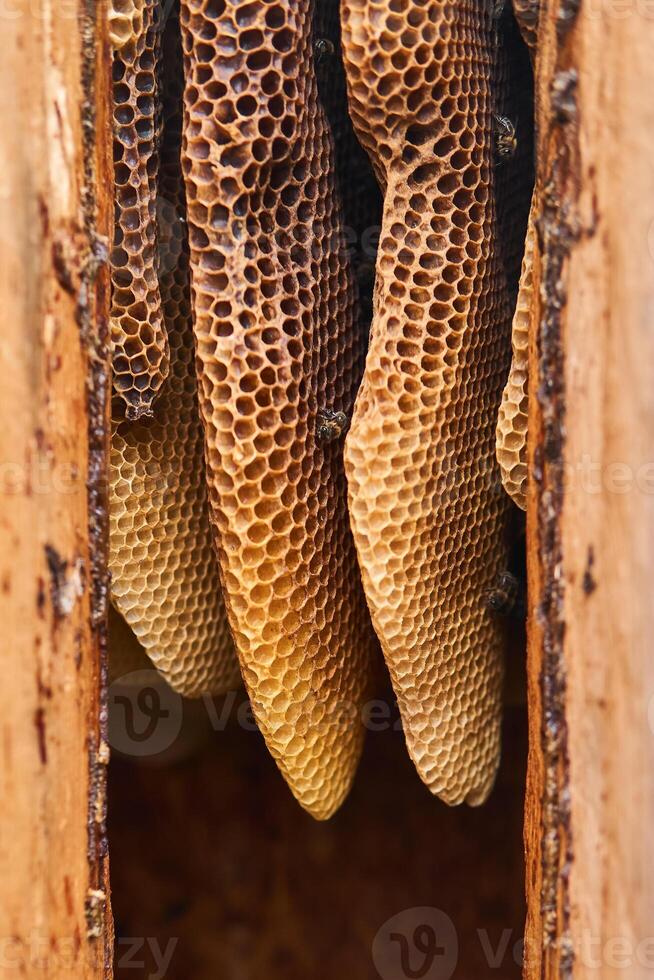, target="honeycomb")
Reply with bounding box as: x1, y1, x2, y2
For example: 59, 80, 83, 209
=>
109, 606, 216, 766
179, 0, 375, 819
315, 0, 383, 334
109, 0, 147, 50
496, 208, 536, 510
495, 0, 539, 510
341, 0, 517, 804
512, 0, 539, 52
109, 6, 240, 698
110, 0, 170, 420
108, 604, 157, 684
